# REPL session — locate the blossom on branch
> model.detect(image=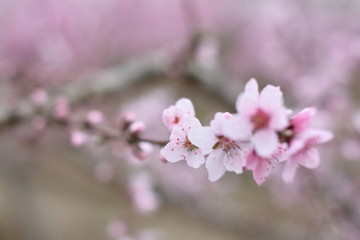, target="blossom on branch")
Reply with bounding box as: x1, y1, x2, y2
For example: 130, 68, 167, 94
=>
188, 112, 250, 182
280, 108, 334, 183
162, 98, 195, 131
161, 78, 333, 185
225, 78, 288, 157
161, 116, 210, 169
